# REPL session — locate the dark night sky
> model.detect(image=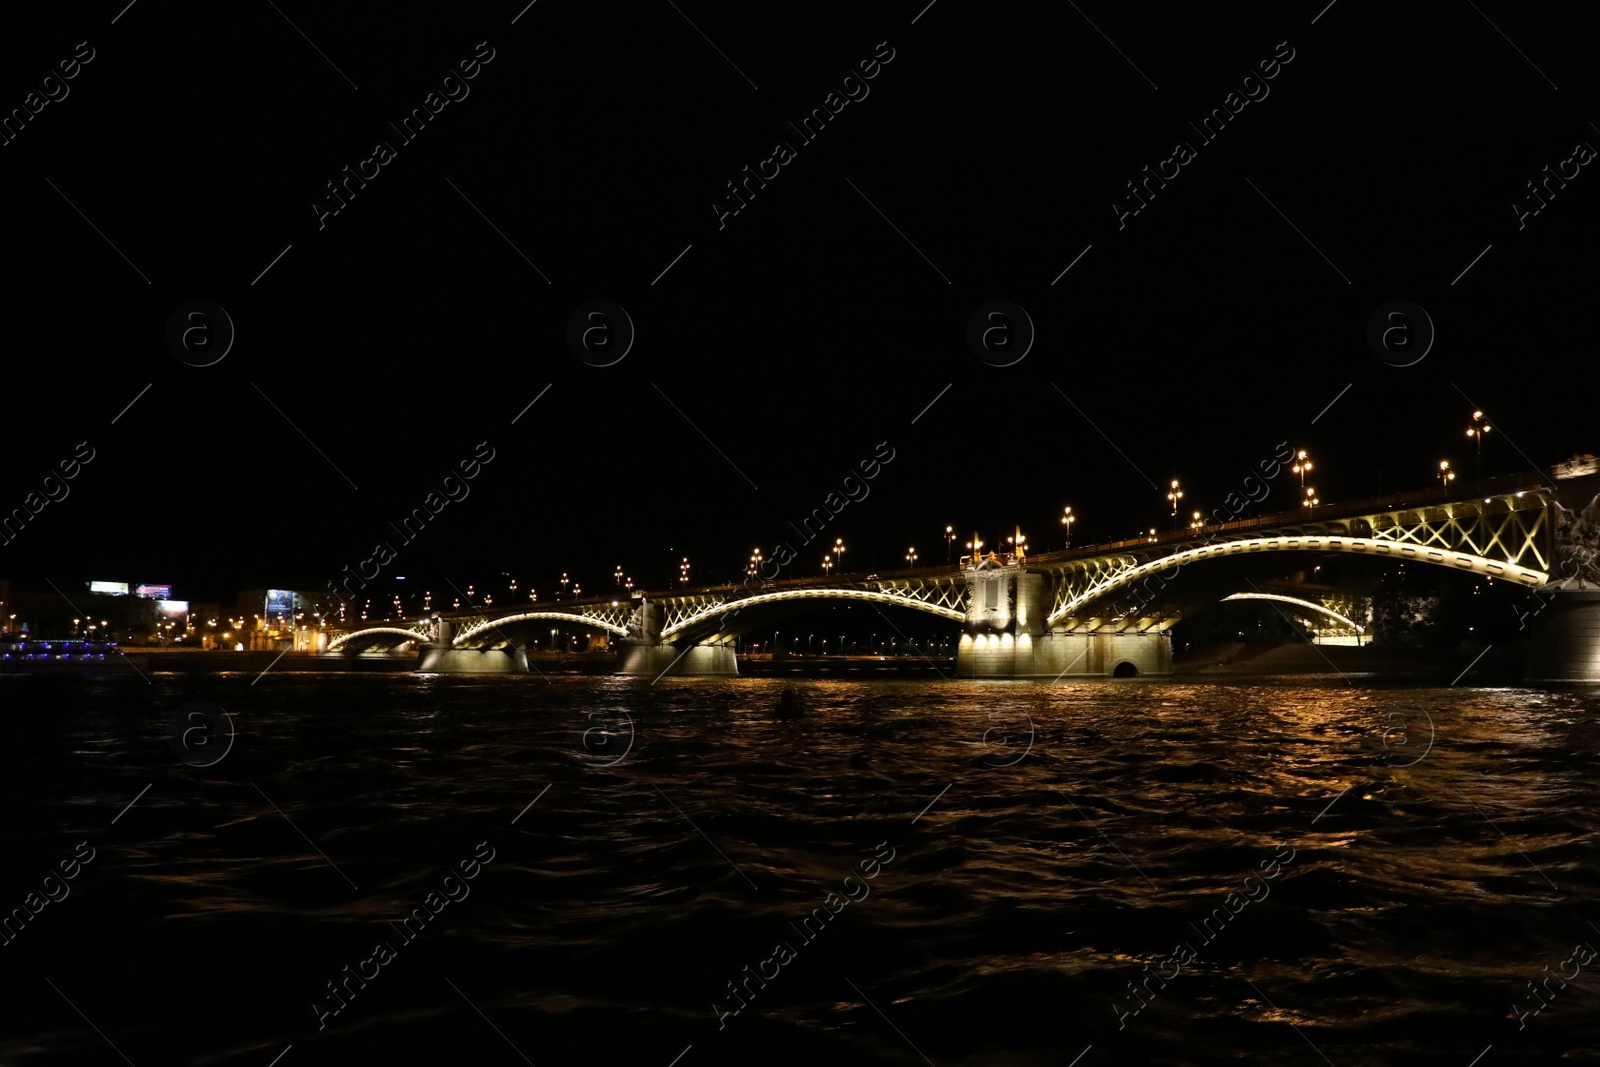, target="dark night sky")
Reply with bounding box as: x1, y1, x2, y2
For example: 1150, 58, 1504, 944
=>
2, 1, 1596, 603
